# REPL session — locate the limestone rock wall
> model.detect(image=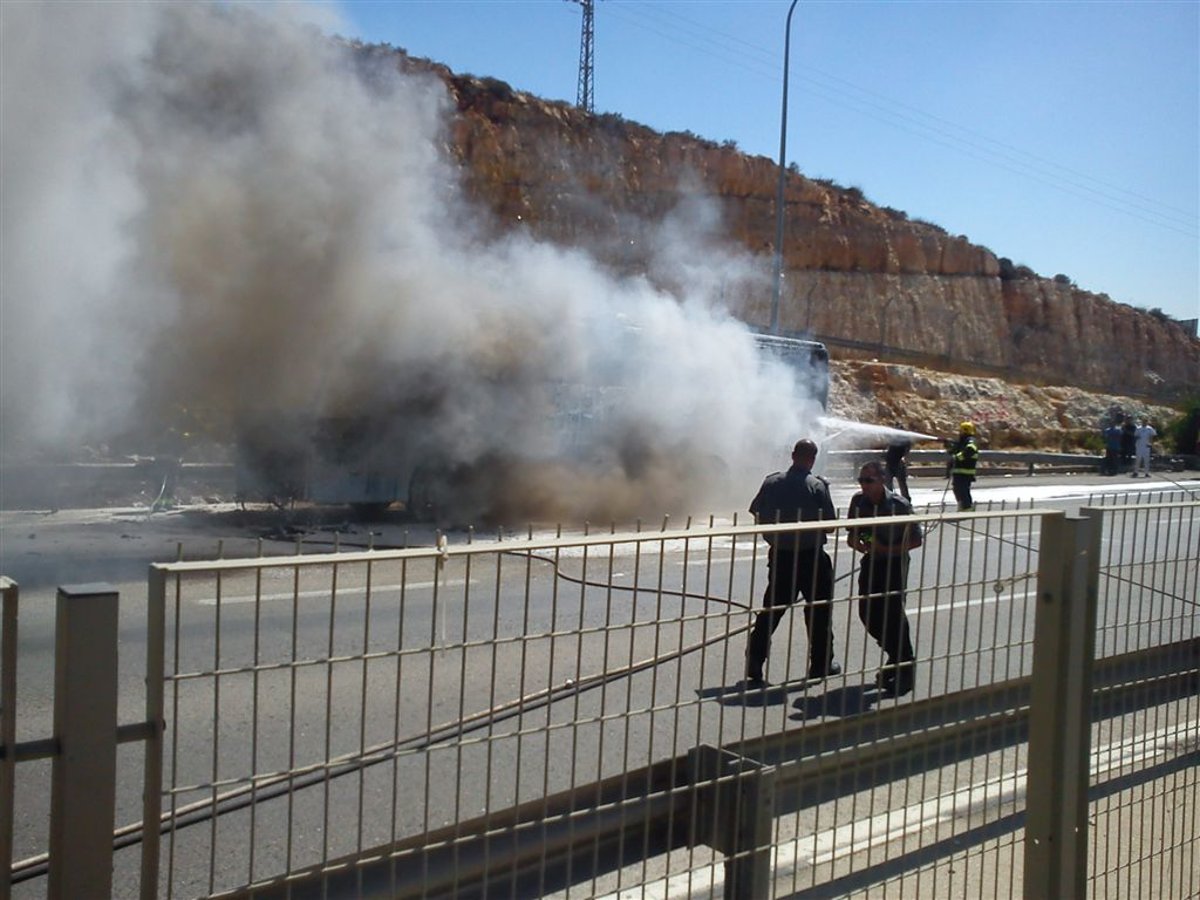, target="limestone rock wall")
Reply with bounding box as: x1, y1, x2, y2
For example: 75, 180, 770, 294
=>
830, 360, 1178, 451
381, 46, 1199, 398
